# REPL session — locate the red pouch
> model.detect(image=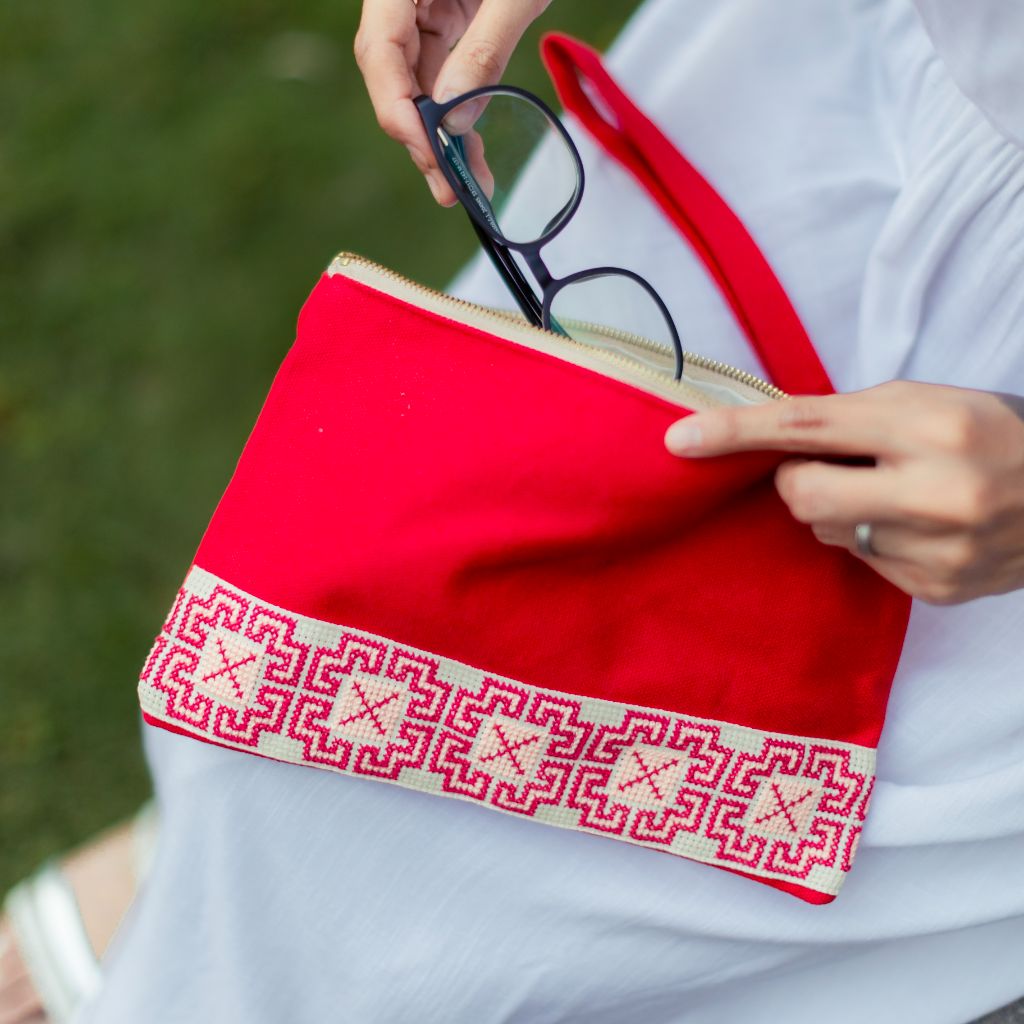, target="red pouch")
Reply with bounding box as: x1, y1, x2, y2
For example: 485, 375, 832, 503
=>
138, 35, 910, 903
